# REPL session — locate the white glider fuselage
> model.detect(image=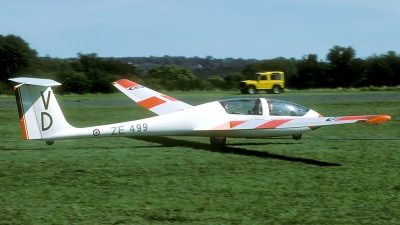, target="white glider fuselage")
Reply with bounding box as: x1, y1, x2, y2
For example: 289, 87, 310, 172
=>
10, 77, 391, 145
53, 101, 317, 140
